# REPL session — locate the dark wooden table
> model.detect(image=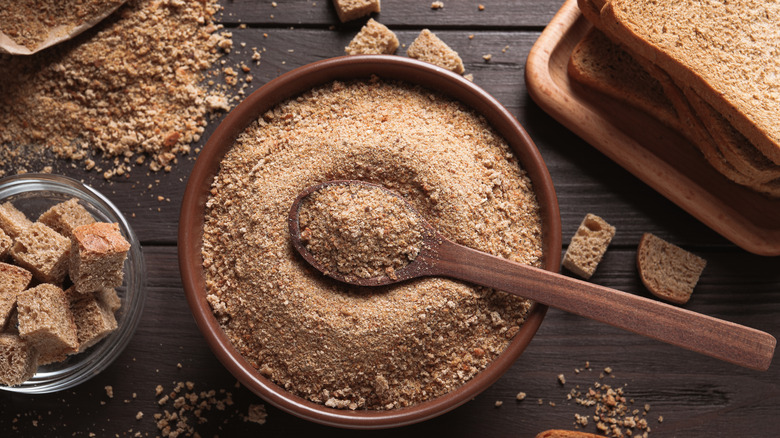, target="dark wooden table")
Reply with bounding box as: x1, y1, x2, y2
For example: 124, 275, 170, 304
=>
2, 1, 778, 436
